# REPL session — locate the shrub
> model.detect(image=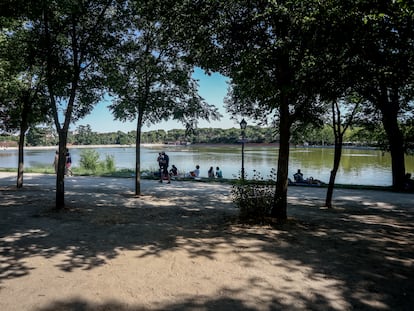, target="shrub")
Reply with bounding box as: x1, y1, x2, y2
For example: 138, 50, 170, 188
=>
231, 169, 276, 222
104, 154, 115, 172
79, 149, 100, 172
